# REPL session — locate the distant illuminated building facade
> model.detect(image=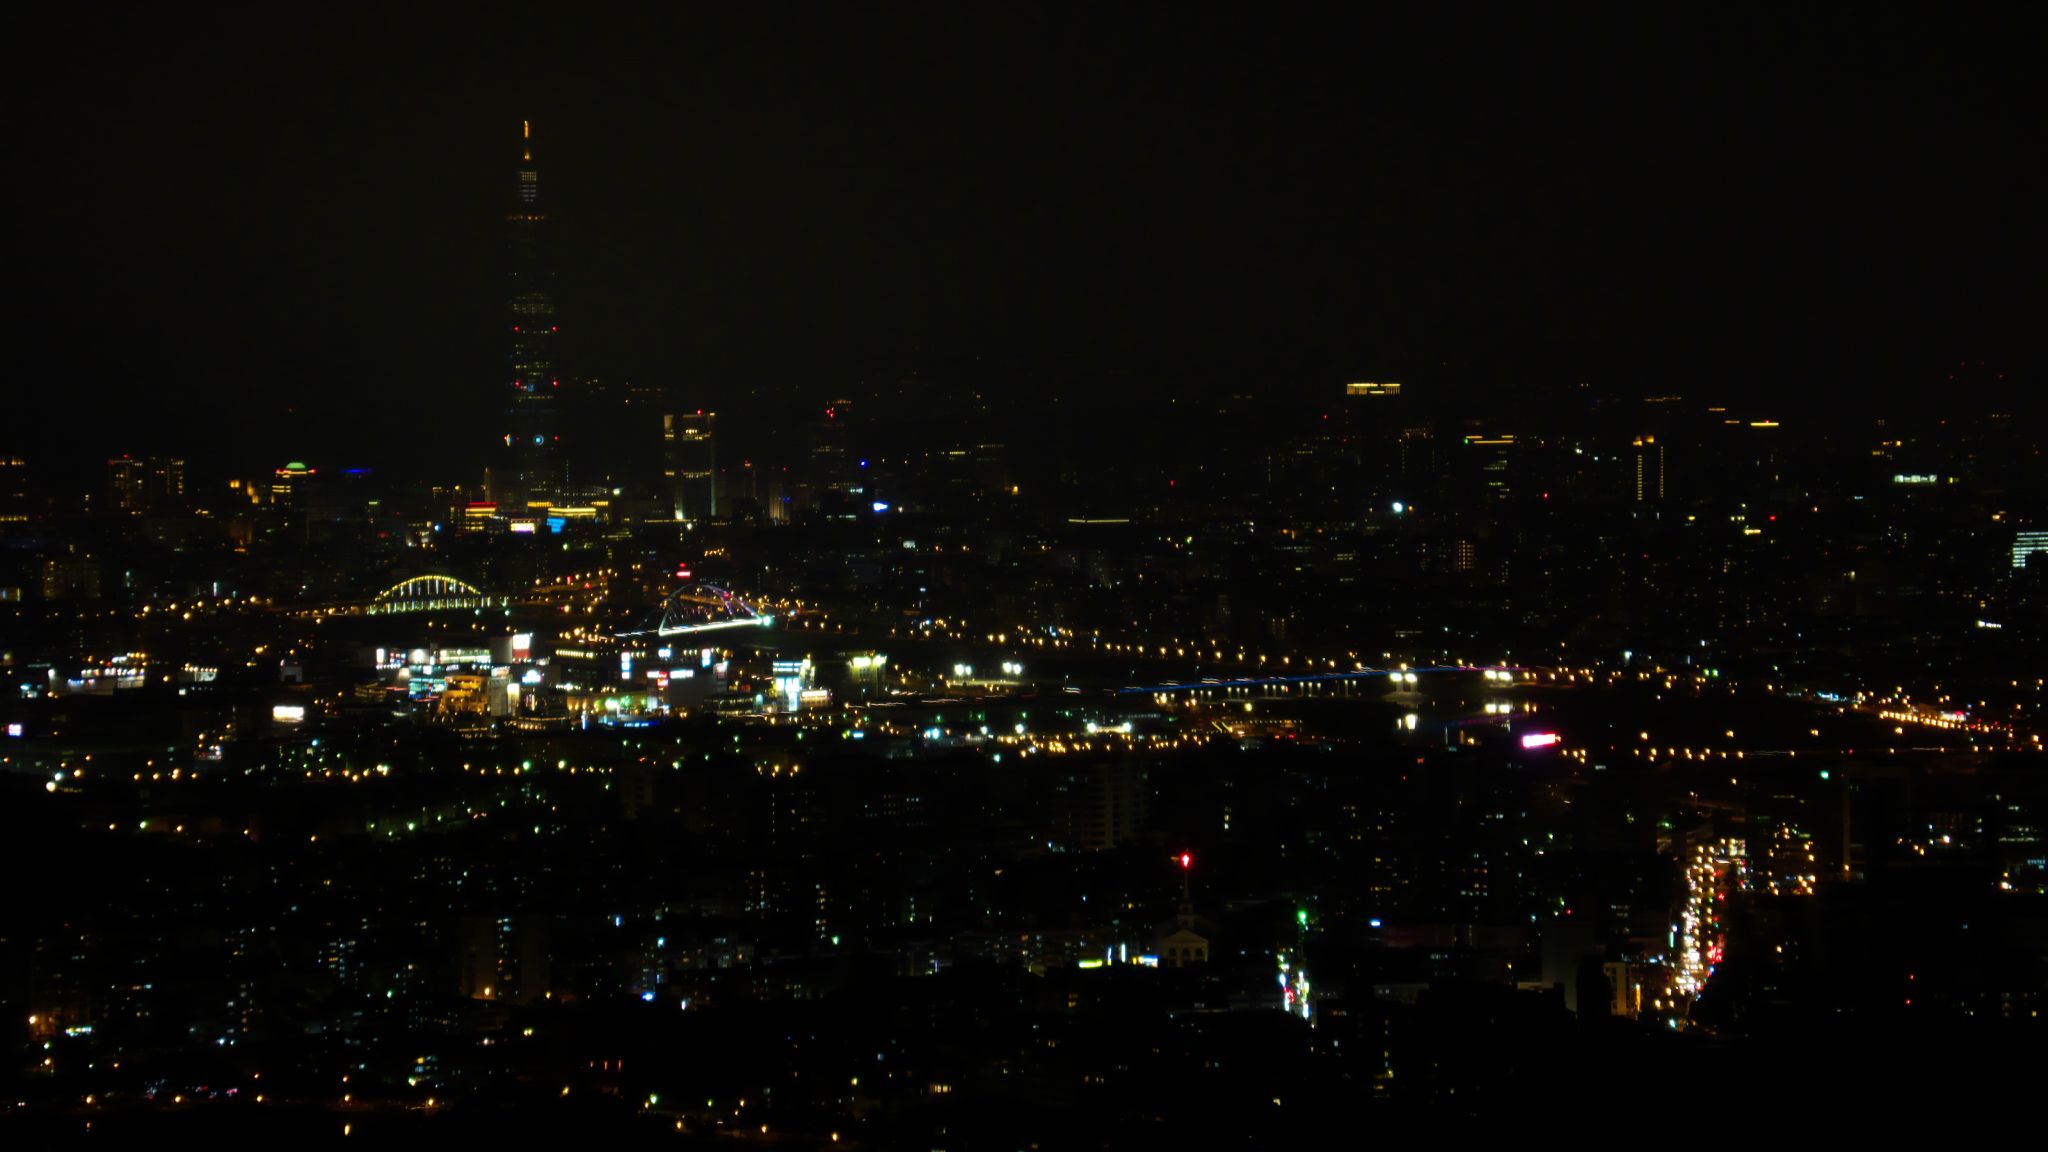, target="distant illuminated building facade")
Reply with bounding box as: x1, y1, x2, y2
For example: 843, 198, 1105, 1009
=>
40, 551, 101, 600
1460, 431, 1516, 502
809, 400, 857, 501
271, 461, 314, 509
107, 456, 185, 513
150, 458, 185, 506
1632, 435, 1665, 502
0, 456, 26, 522
107, 457, 146, 512
2014, 530, 2048, 569
494, 120, 563, 514
664, 410, 717, 522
